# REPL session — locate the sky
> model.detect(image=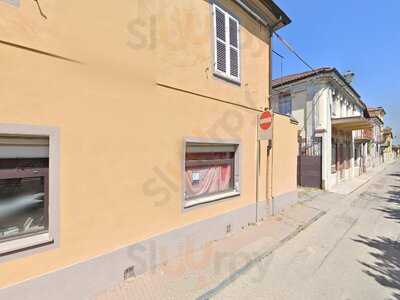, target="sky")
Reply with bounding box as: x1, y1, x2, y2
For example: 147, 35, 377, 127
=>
272, 0, 400, 143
